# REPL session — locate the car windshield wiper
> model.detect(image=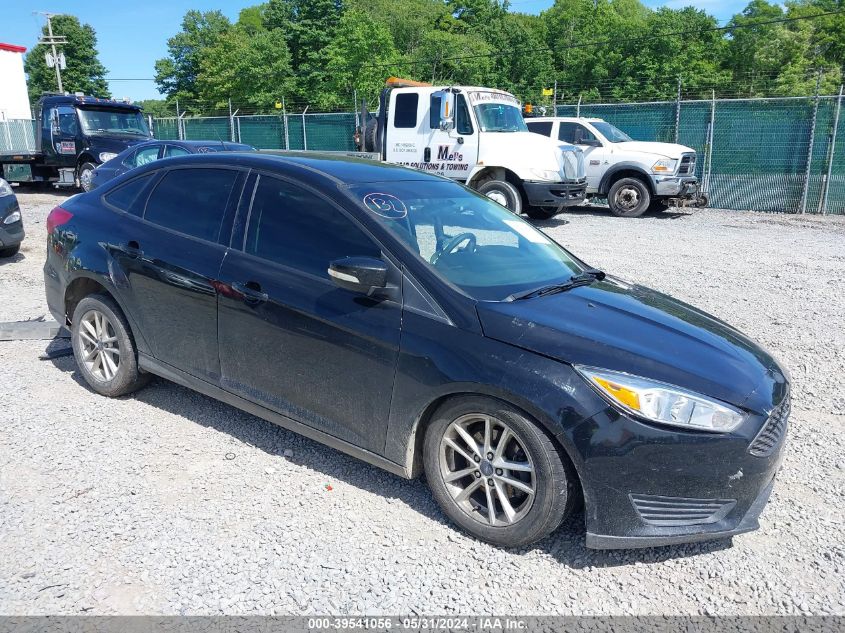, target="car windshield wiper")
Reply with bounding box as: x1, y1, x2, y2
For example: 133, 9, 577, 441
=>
505, 268, 606, 302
